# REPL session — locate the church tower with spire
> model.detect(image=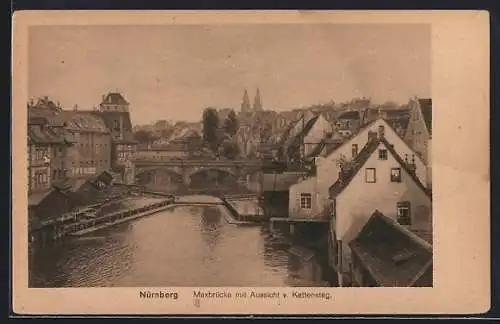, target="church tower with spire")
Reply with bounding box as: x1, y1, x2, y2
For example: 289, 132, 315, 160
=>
253, 88, 263, 111
241, 89, 251, 113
